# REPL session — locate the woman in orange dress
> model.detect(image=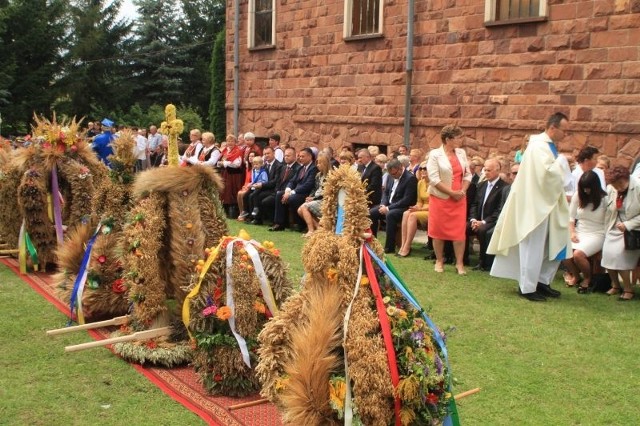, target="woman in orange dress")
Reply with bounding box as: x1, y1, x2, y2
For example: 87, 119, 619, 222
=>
218, 134, 244, 218
427, 125, 472, 275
